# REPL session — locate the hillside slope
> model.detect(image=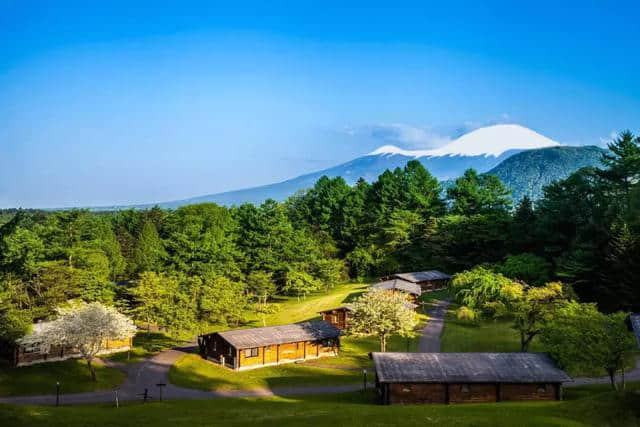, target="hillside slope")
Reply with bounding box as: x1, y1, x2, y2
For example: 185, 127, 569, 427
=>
487, 145, 606, 202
